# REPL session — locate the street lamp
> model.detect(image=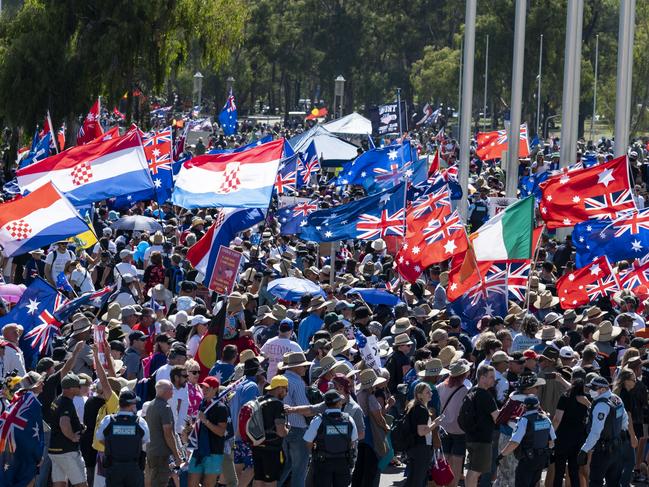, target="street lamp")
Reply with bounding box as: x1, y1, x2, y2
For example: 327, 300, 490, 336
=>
334, 75, 346, 119
193, 71, 204, 108
226, 76, 235, 95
